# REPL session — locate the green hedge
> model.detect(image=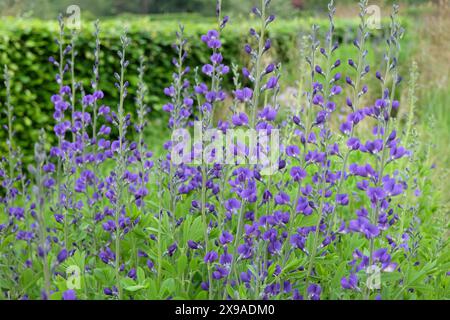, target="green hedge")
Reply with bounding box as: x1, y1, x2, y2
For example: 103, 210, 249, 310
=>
0, 16, 401, 160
